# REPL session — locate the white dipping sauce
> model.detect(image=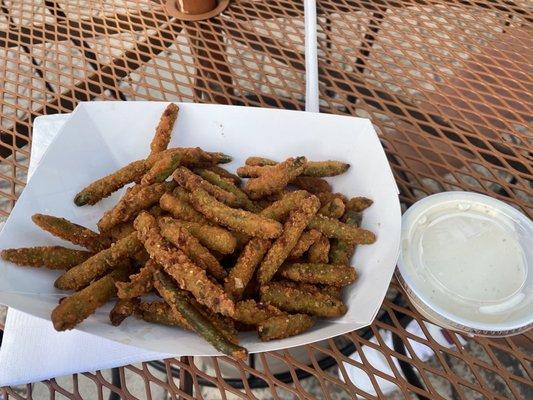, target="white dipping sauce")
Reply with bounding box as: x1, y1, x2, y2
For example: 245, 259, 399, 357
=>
399, 192, 532, 334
